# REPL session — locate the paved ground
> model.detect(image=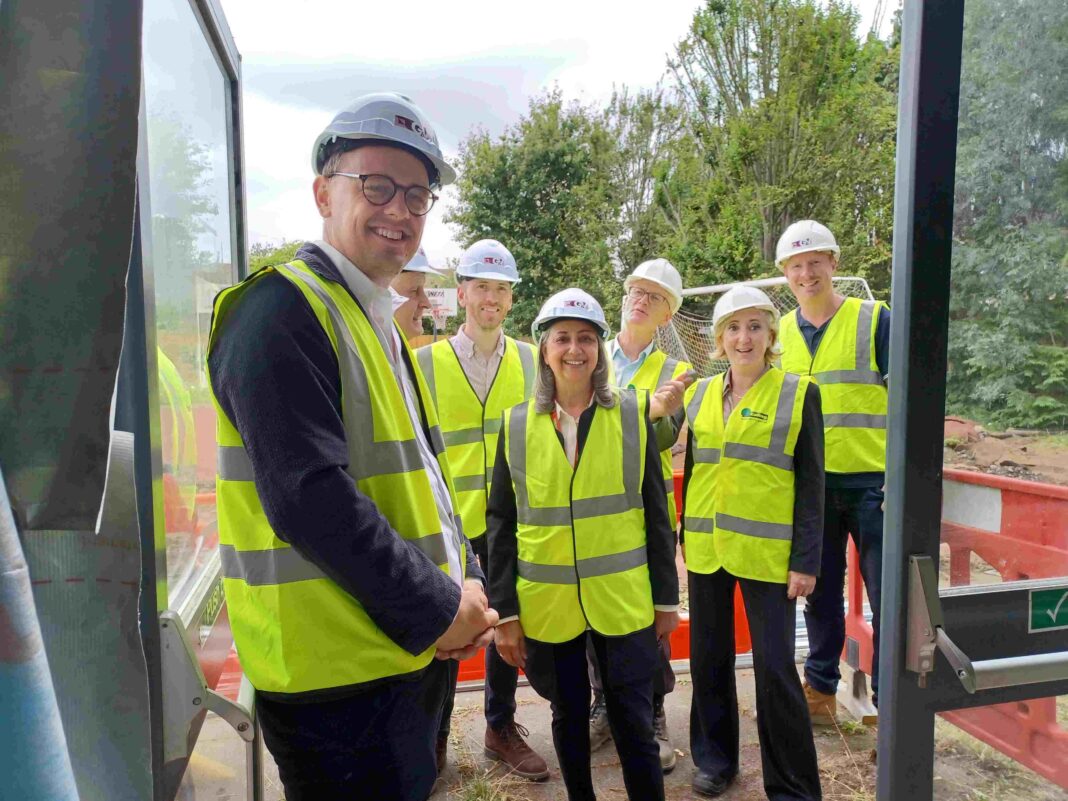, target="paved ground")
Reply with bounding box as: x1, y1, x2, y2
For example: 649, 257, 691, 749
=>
176, 667, 882, 801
